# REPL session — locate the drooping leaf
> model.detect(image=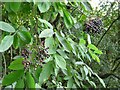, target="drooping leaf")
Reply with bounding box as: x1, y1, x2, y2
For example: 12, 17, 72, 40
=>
26, 72, 35, 89
94, 73, 106, 88
10, 2, 21, 13
37, 2, 51, 13
39, 29, 54, 38
55, 32, 72, 52
8, 57, 24, 70
0, 35, 14, 52
38, 18, 53, 29
94, 49, 103, 54
17, 30, 31, 44
2, 70, 24, 86
54, 54, 66, 69
63, 9, 74, 29
88, 44, 98, 51
0, 21, 15, 32
39, 61, 53, 85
